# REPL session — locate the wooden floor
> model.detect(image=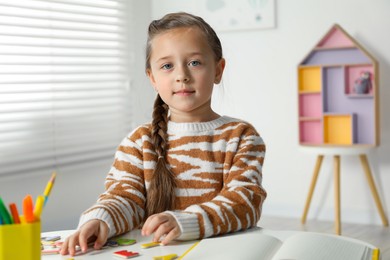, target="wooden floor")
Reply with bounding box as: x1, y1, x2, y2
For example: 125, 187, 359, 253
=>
258, 215, 390, 260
